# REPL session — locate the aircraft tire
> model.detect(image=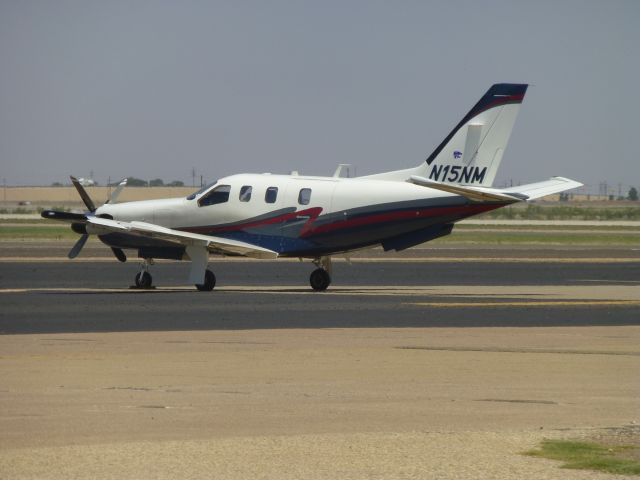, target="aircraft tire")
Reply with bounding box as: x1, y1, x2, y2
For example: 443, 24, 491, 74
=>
310, 268, 331, 291
135, 271, 152, 289
196, 269, 216, 292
